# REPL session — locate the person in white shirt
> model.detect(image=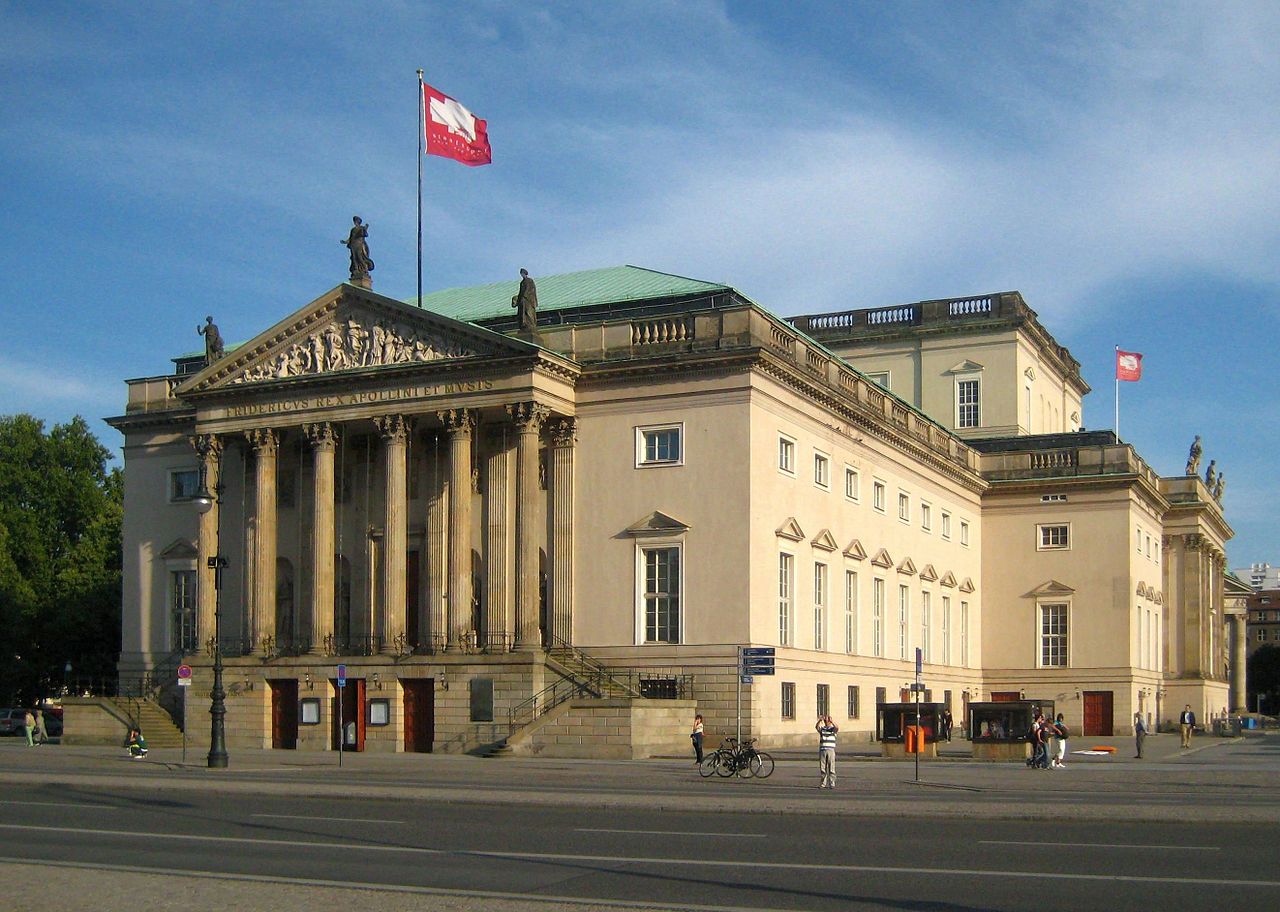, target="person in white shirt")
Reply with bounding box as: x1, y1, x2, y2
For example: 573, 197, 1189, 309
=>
816, 716, 839, 789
